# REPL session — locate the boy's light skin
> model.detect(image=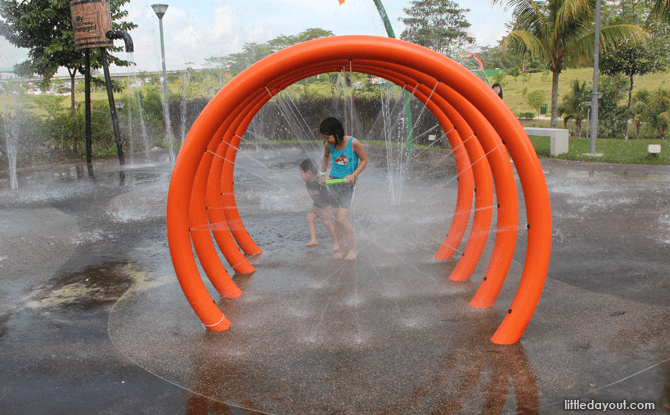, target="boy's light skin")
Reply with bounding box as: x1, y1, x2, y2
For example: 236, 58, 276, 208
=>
300, 166, 339, 251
